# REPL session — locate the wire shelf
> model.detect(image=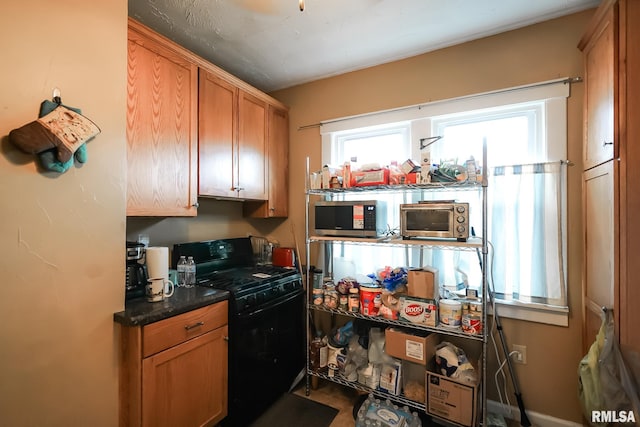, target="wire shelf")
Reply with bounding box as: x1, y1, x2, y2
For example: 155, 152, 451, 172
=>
308, 304, 484, 341
307, 370, 426, 412
307, 236, 483, 252
307, 180, 482, 195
